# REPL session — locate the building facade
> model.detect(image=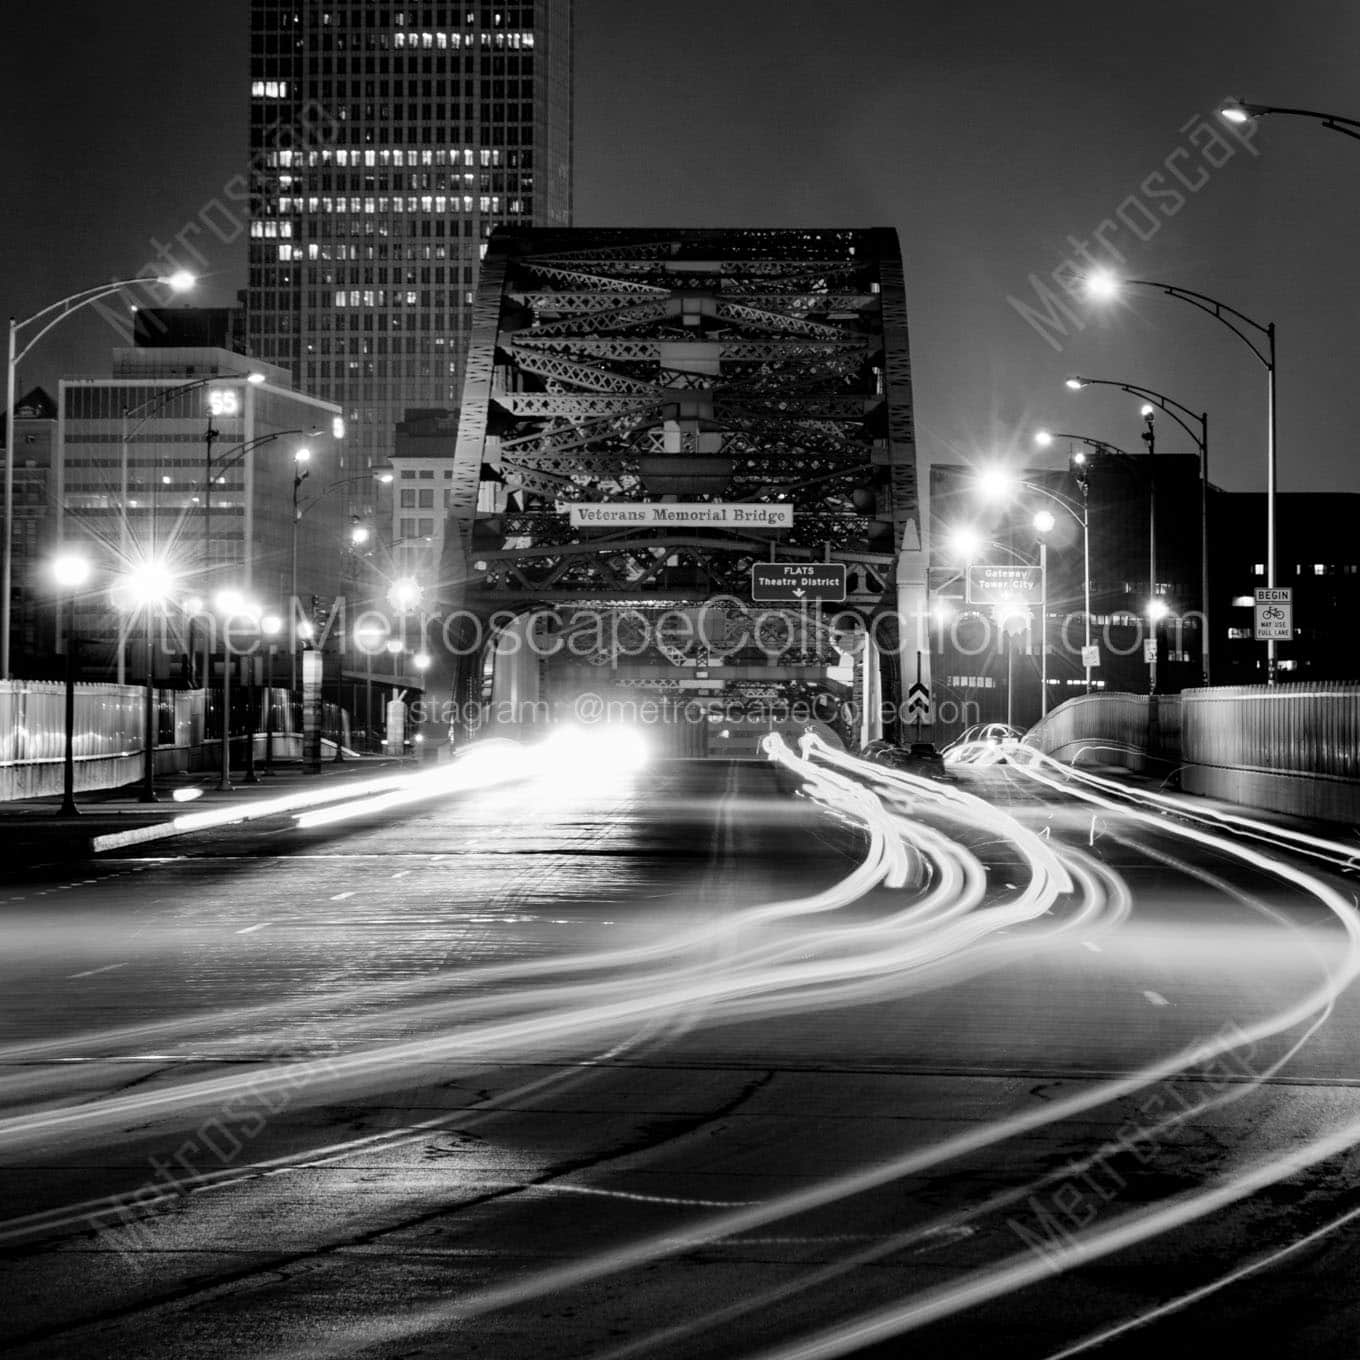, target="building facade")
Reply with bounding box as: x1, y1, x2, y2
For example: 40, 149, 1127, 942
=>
1211, 491, 1360, 684
0, 388, 58, 670
245, 1, 574, 473
56, 341, 345, 681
